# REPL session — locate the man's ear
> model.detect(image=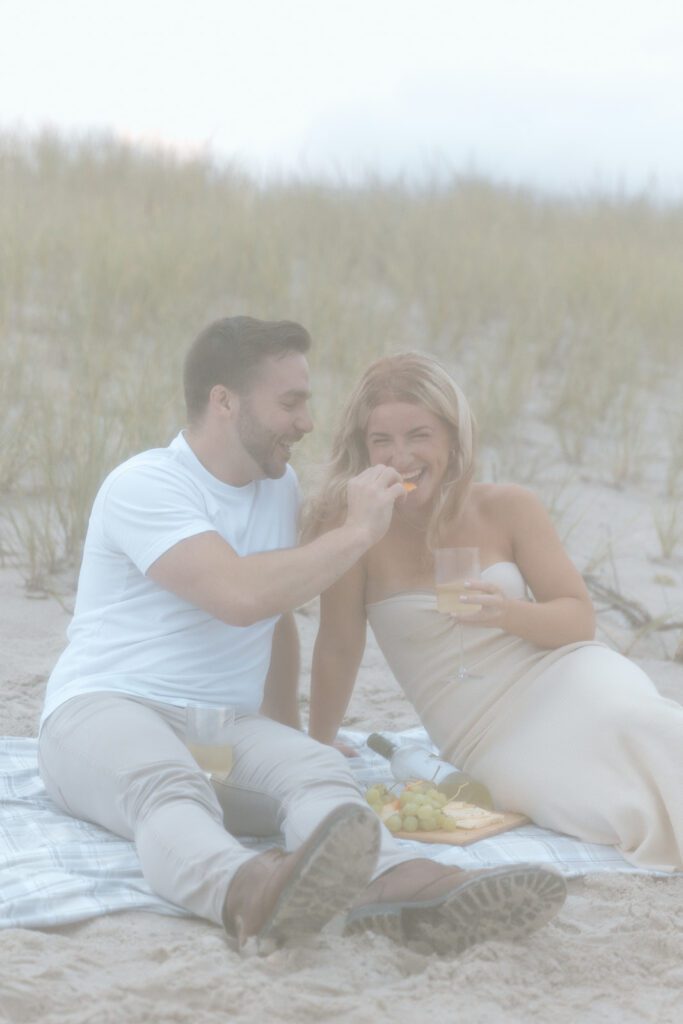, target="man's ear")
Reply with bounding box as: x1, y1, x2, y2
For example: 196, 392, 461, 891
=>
208, 384, 238, 416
